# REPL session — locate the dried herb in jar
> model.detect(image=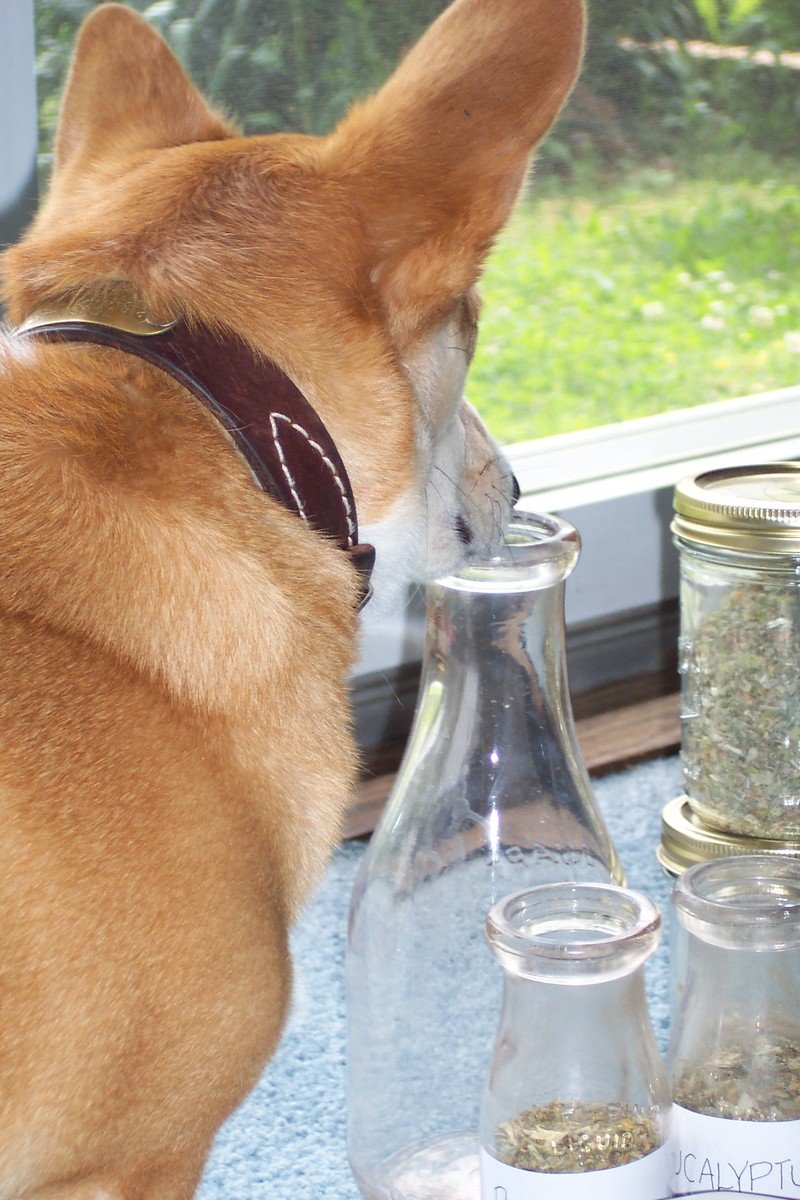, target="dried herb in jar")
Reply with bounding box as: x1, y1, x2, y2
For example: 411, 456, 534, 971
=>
674, 1032, 800, 1121
681, 584, 800, 838
493, 1100, 662, 1173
